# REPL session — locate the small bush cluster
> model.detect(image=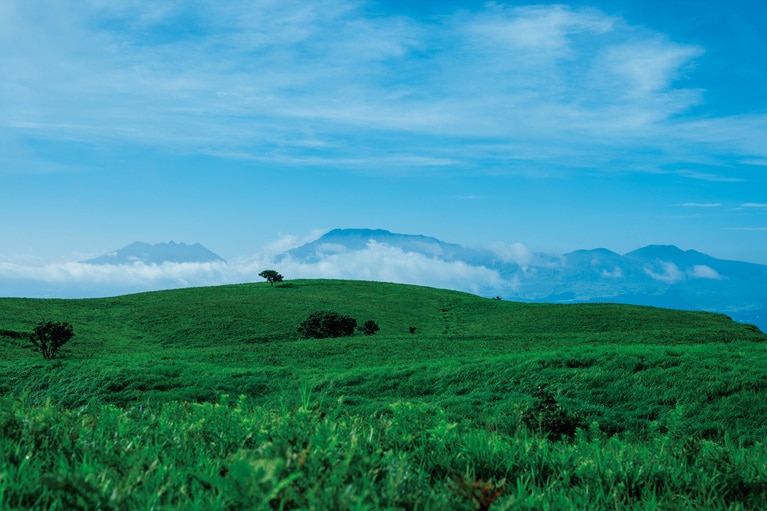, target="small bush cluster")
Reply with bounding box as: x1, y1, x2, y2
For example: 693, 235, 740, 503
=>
298, 311, 380, 339
298, 311, 358, 339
